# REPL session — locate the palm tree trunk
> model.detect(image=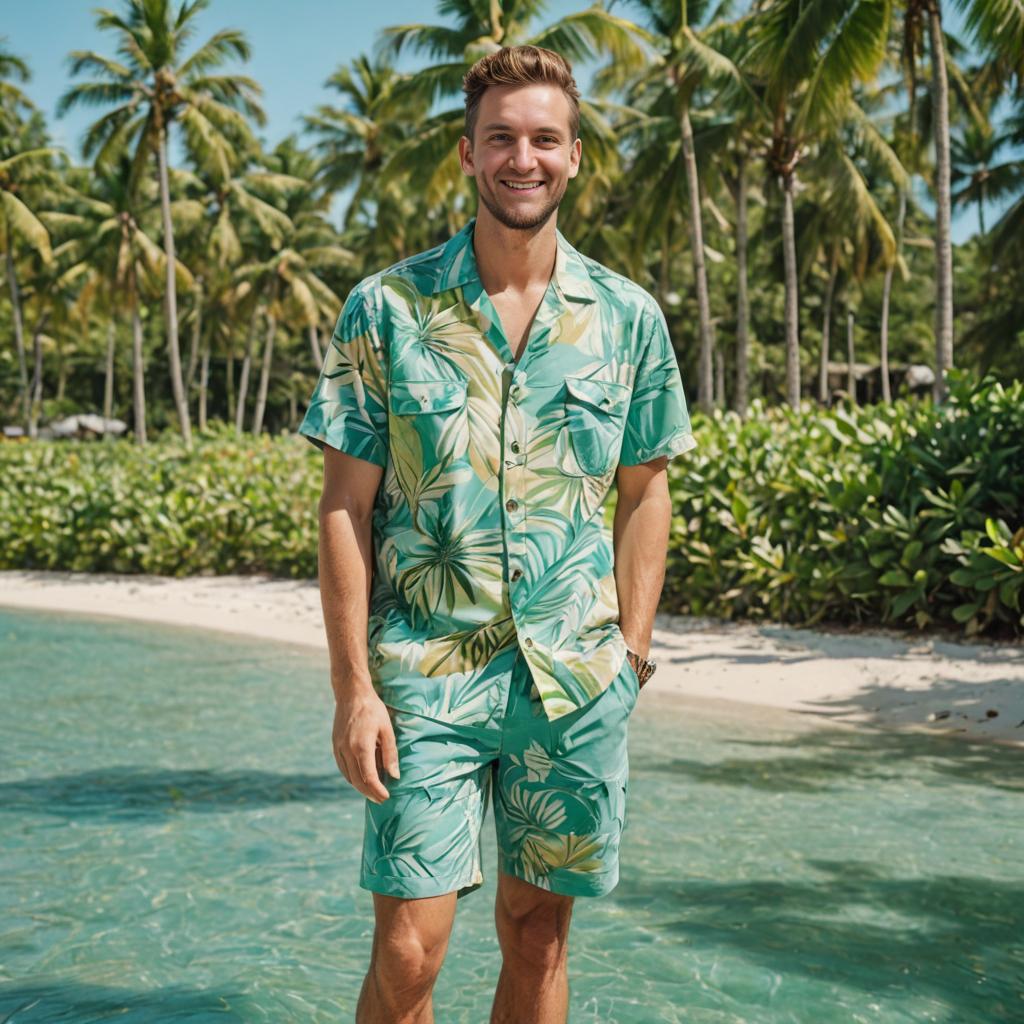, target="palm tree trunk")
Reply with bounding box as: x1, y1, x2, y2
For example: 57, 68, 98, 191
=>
818, 249, 839, 404
846, 304, 856, 404
659, 217, 671, 301
28, 312, 48, 439
235, 304, 260, 435
103, 319, 116, 434
309, 322, 323, 367
680, 102, 715, 412
734, 152, 750, 417
714, 344, 725, 407
226, 342, 235, 424
131, 286, 147, 446
156, 122, 191, 446
928, 0, 954, 403
781, 172, 801, 407
56, 336, 67, 400
252, 299, 277, 435
198, 340, 210, 431
879, 189, 906, 405
5, 244, 30, 431
185, 275, 204, 393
